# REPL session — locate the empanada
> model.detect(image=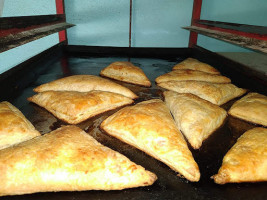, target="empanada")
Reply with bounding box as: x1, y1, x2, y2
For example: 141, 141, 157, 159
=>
0, 101, 40, 150
173, 58, 220, 74
0, 126, 157, 196
213, 127, 267, 184
228, 92, 267, 126
100, 61, 151, 87
28, 90, 133, 124
158, 80, 246, 105
164, 91, 227, 149
34, 75, 138, 99
100, 99, 200, 182
155, 69, 231, 84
